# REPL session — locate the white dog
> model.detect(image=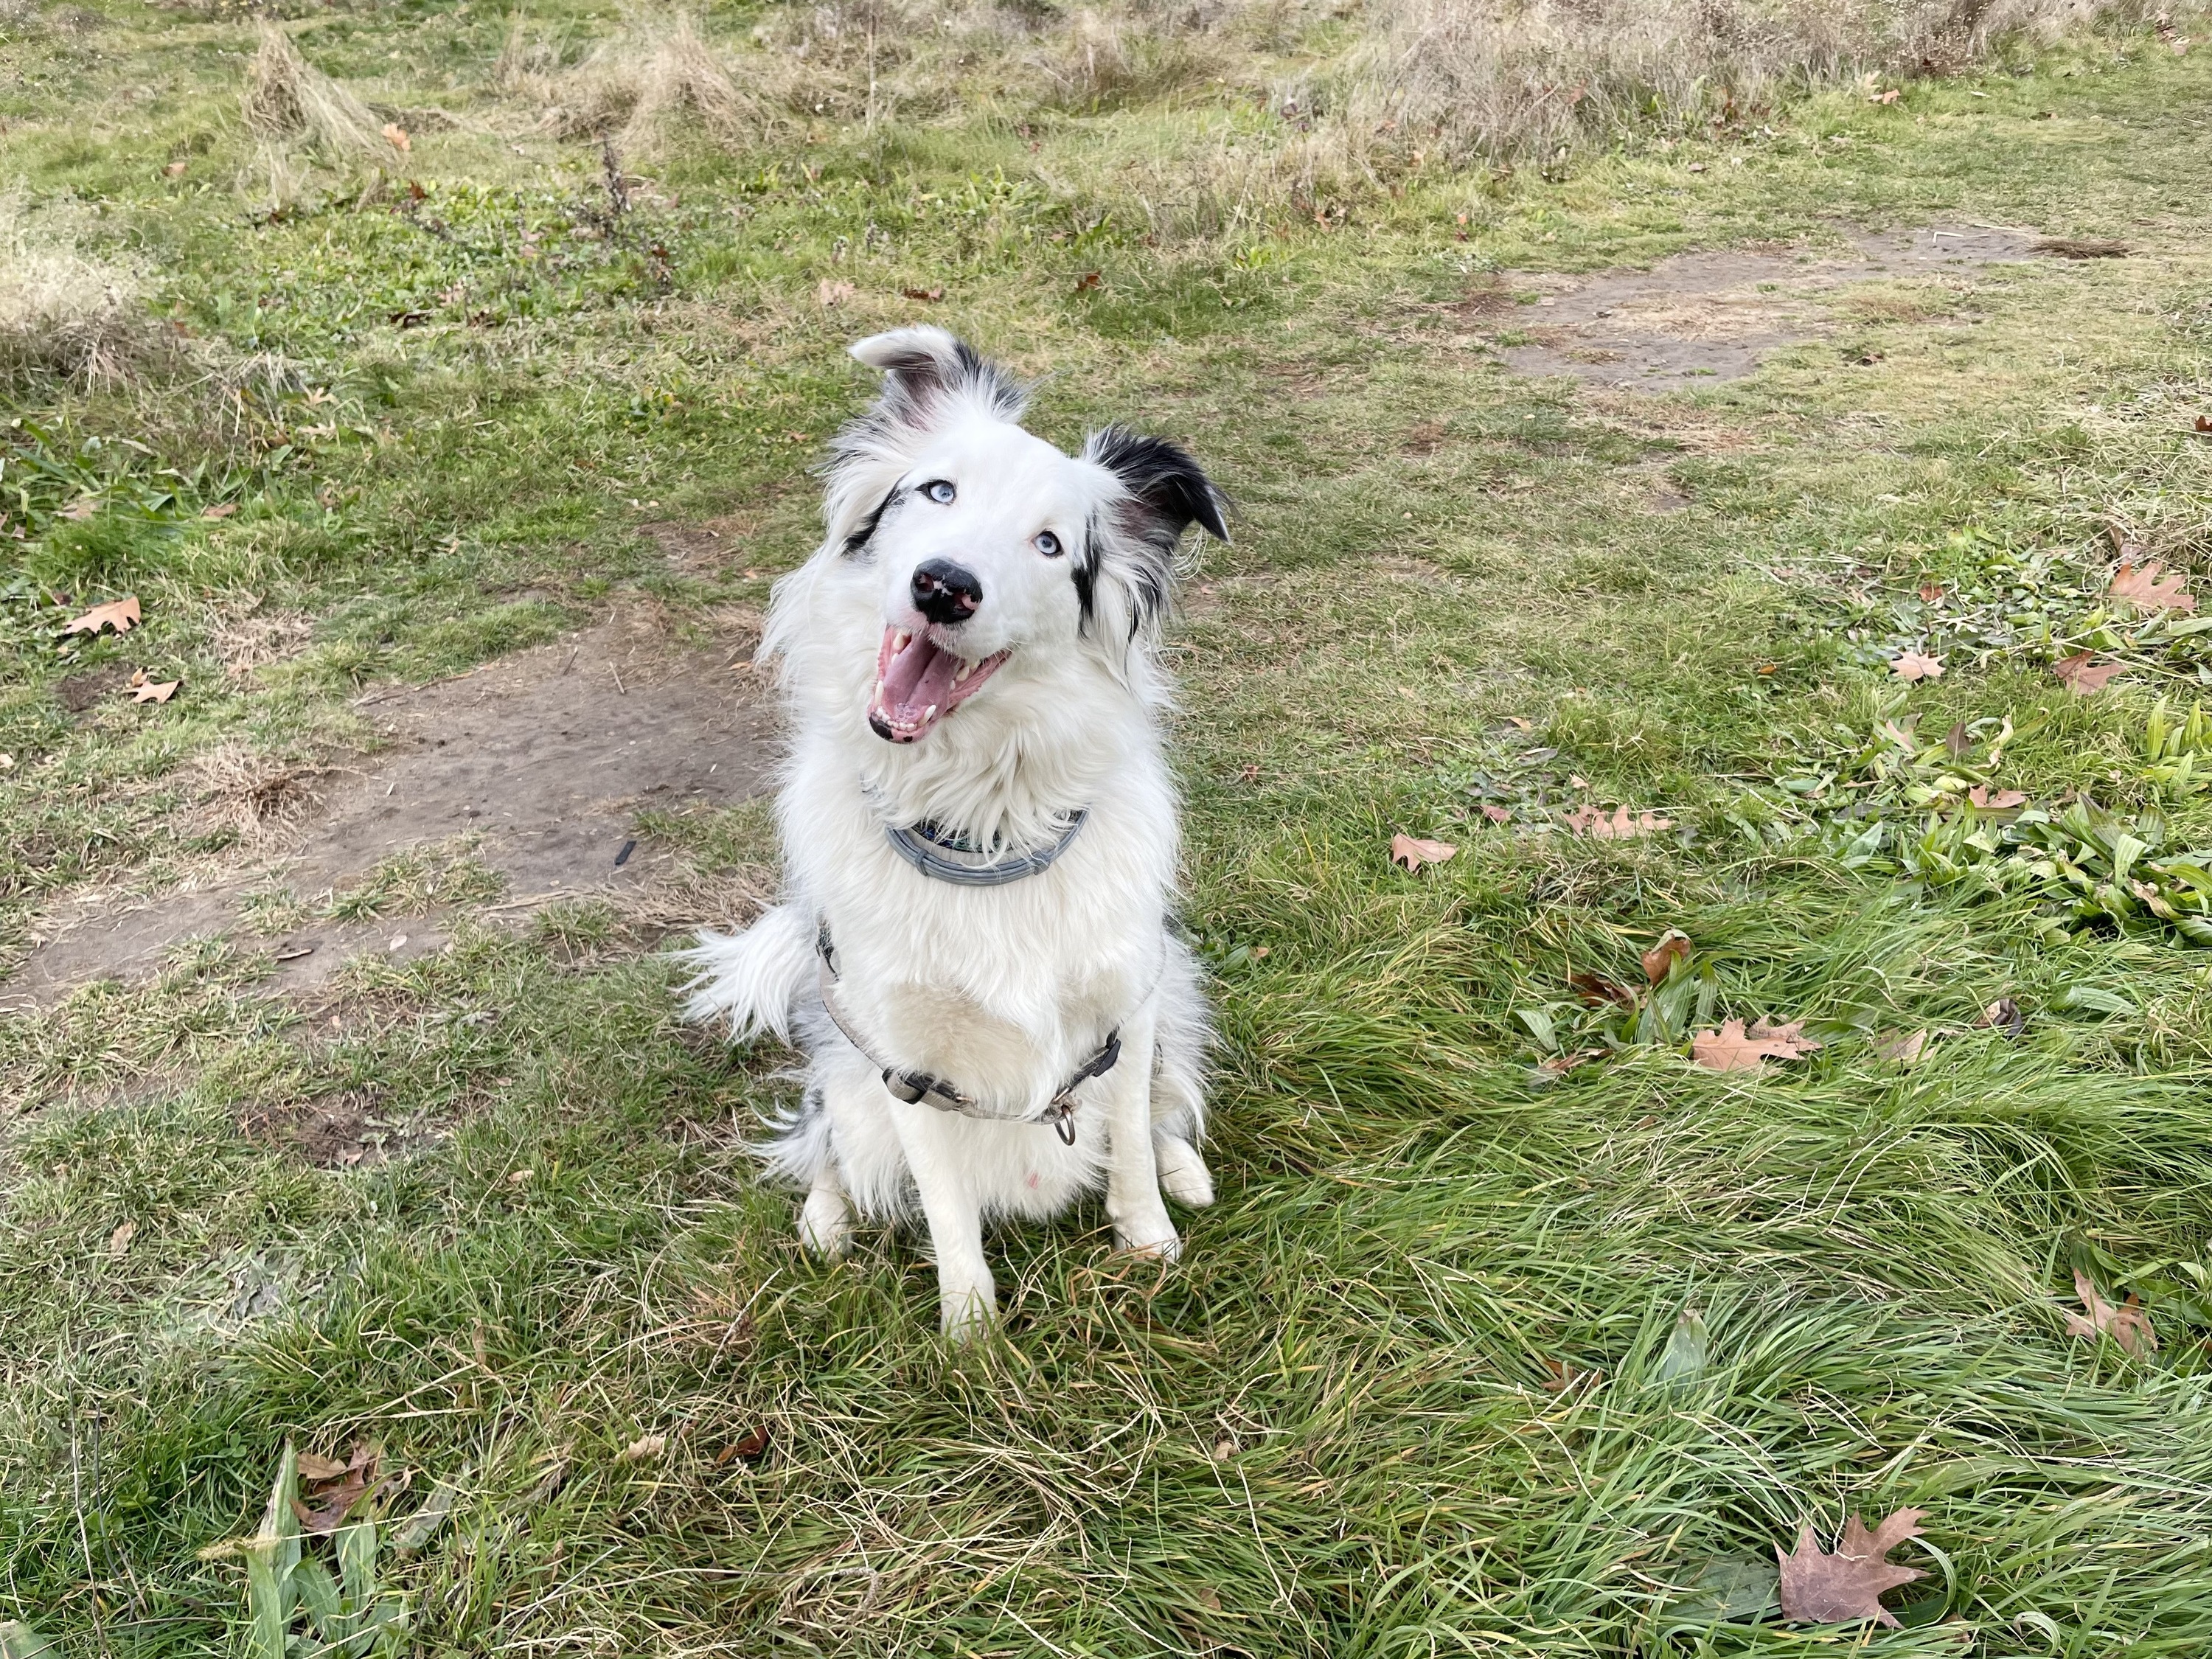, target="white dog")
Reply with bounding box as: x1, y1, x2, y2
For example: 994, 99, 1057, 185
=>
683, 326, 1228, 1335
